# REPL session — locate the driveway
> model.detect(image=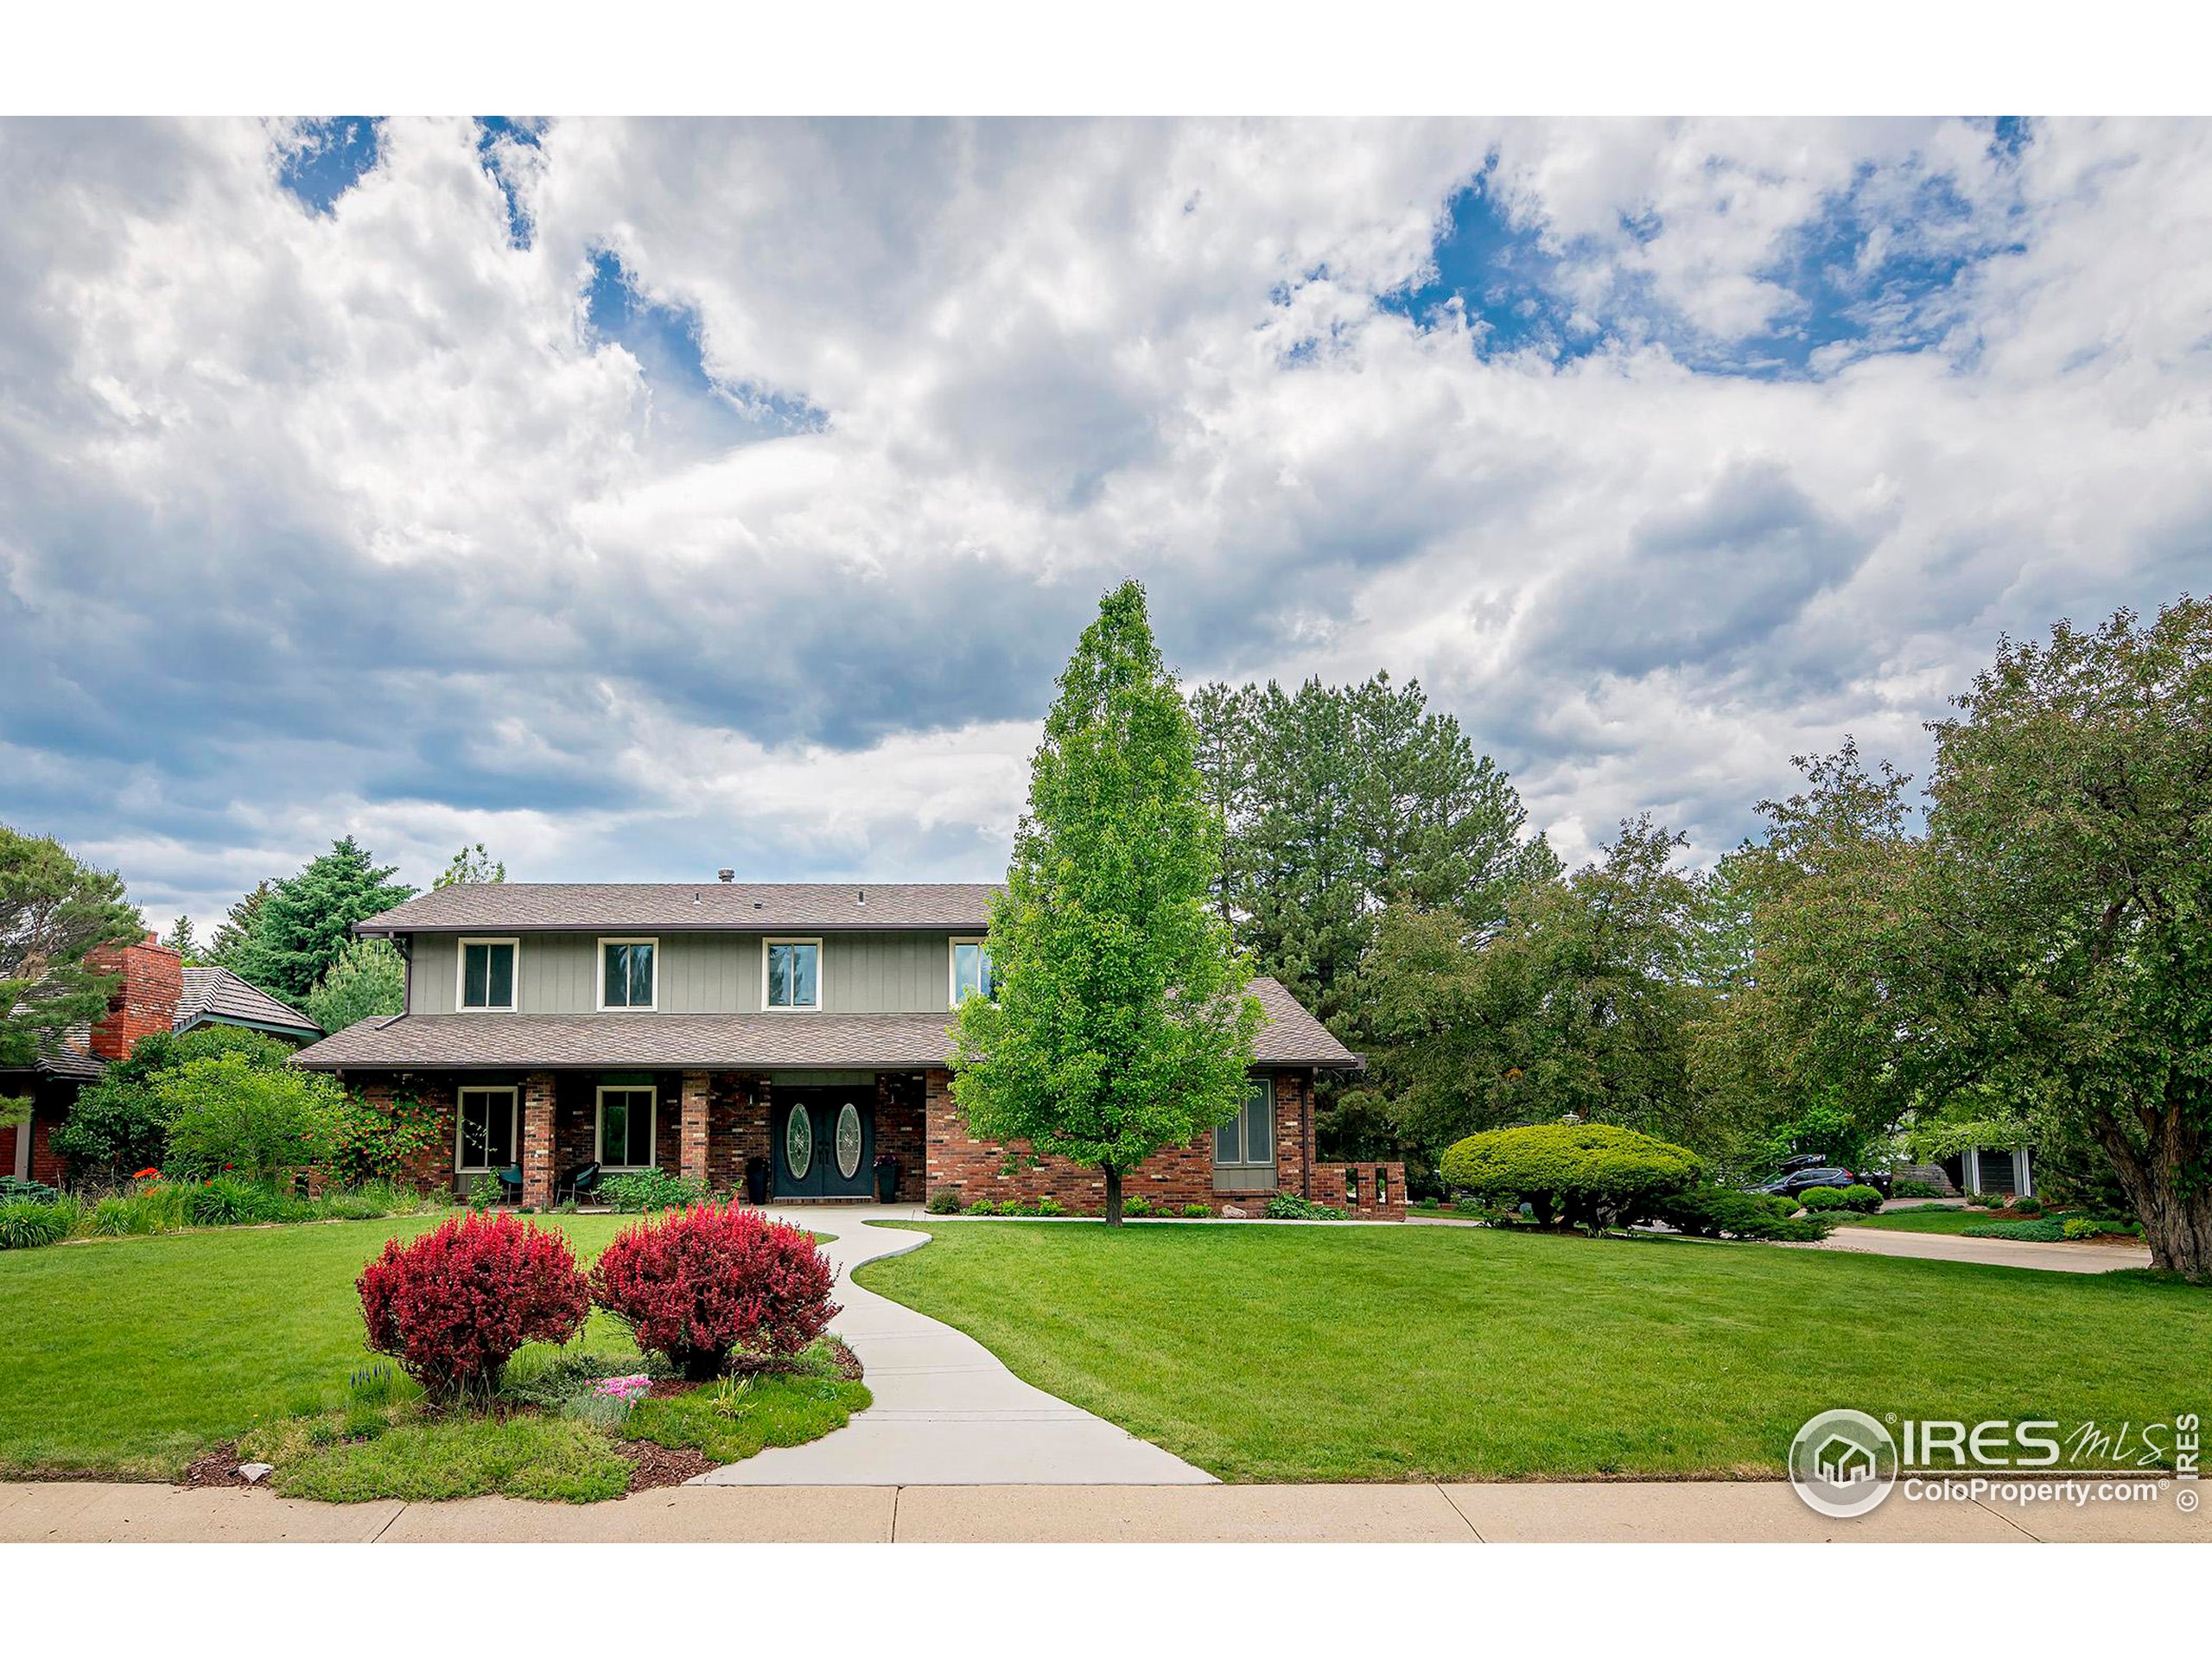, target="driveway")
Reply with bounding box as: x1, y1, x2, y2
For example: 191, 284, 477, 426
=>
1811, 1225, 2152, 1274
693, 1205, 1214, 1485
